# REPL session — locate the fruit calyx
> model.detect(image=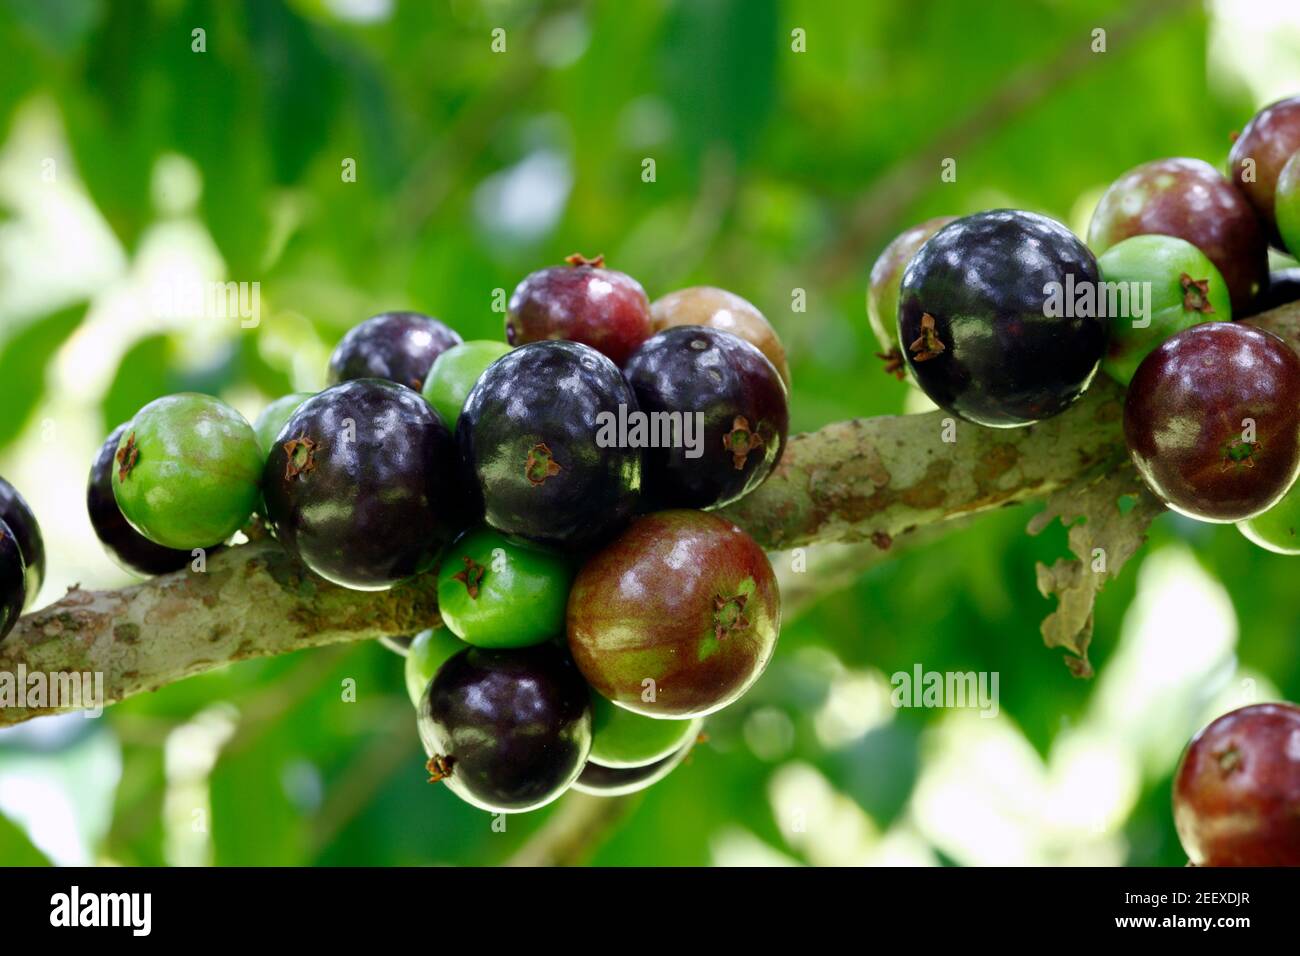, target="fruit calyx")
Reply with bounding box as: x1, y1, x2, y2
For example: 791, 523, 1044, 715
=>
1180, 273, 1215, 313
525, 442, 562, 486
908, 313, 945, 362
1214, 744, 1243, 777
115, 432, 139, 481
426, 754, 456, 783
1221, 438, 1261, 470
722, 416, 764, 470
451, 555, 486, 599
876, 347, 907, 380
565, 252, 605, 269
282, 435, 319, 480
712, 592, 750, 641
